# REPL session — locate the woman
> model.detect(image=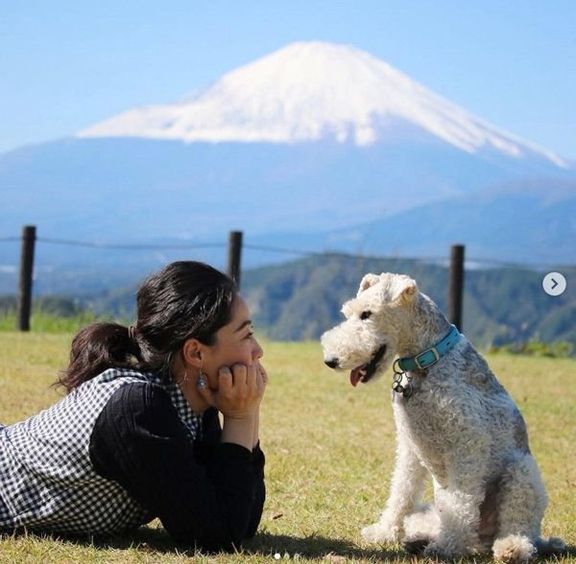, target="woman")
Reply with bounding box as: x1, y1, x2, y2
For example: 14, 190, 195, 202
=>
0, 261, 267, 552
